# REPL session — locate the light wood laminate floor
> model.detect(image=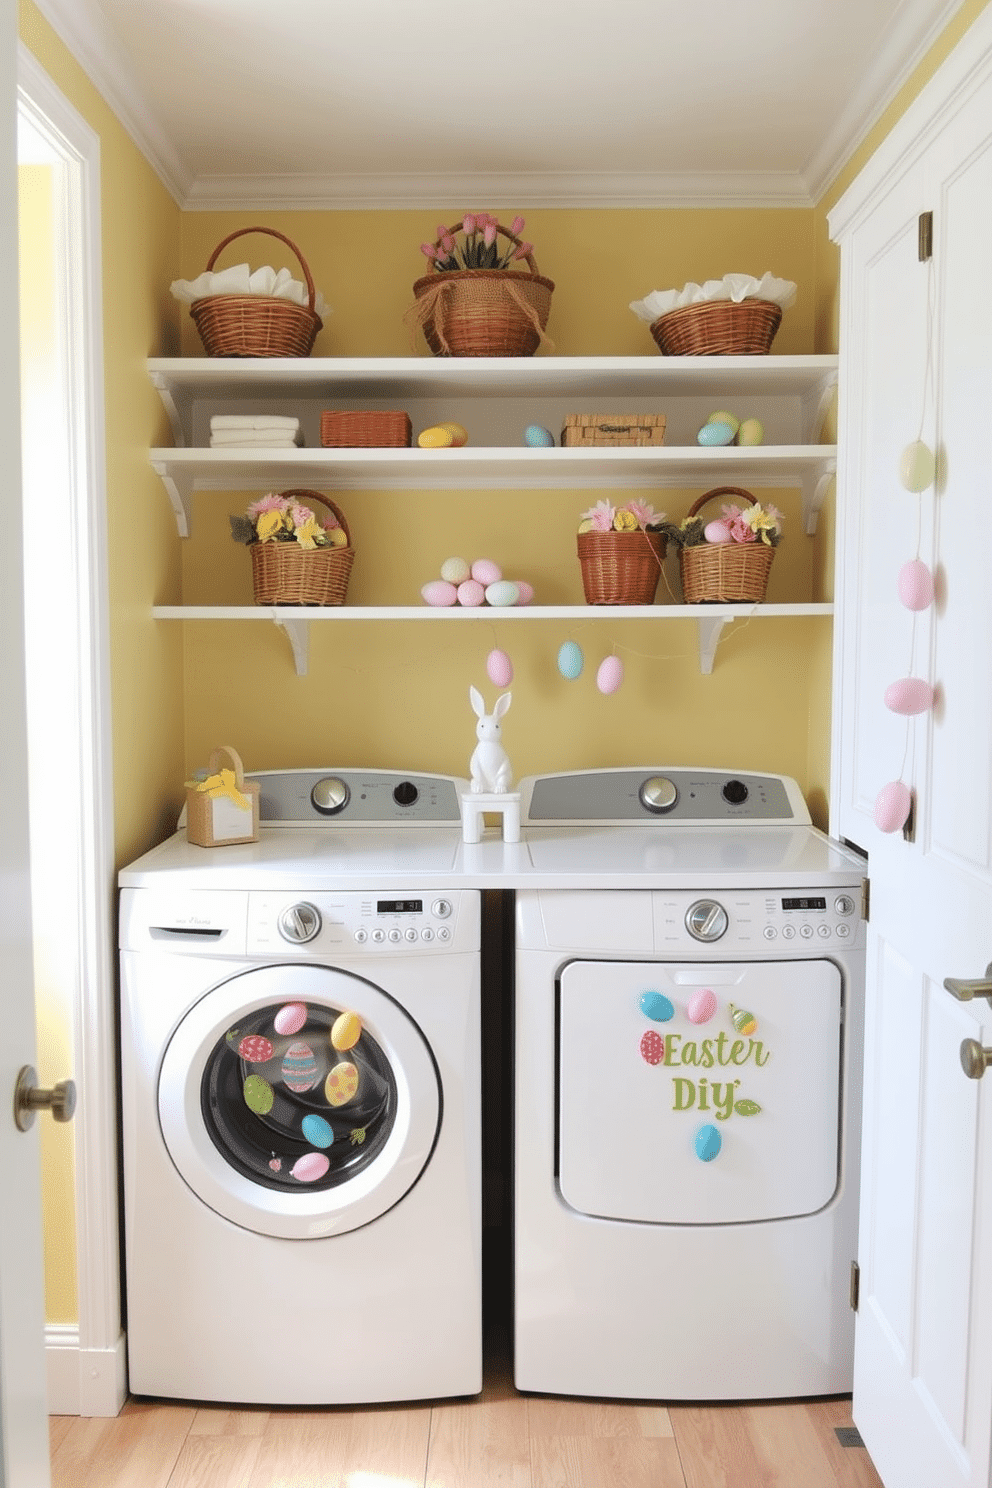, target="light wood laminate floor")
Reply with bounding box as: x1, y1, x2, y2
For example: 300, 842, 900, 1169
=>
49, 1337, 884, 1488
